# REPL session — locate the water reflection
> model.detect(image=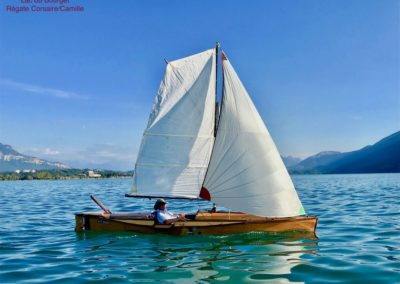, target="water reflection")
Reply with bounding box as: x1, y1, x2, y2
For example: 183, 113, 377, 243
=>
75, 231, 318, 283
